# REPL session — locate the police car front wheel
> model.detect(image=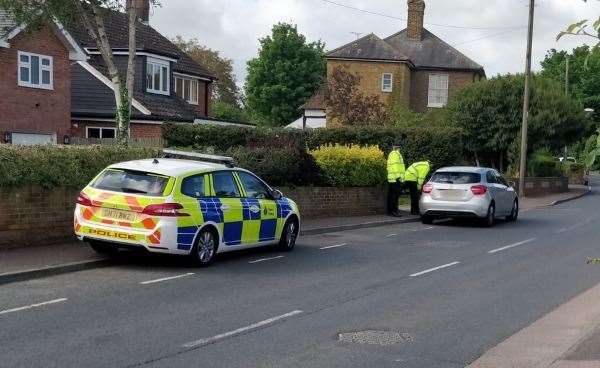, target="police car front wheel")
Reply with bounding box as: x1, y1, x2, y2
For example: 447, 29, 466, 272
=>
277, 219, 298, 251
190, 229, 217, 266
